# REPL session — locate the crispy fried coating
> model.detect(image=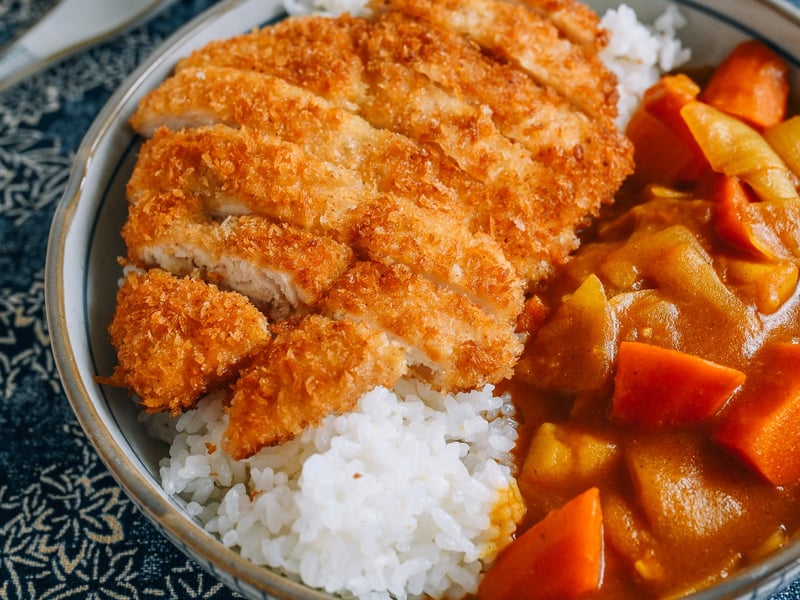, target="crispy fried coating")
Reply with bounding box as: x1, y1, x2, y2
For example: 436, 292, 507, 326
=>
124, 126, 354, 317
127, 124, 522, 320
513, 0, 606, 48
123, 192, 353, 318
176, 15, 526, 181
105, 269, 271, 415
111, 1, 634, 448
167, 14, 632, 284
223, 314, 407, 459
128, 124, 367, 231
348, 197, 524, 321
321, 261, 524, 391
365, 11, 628, 174
177, 14, 370, 109
131, 66, 469, 216
375, 0, 618, 121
